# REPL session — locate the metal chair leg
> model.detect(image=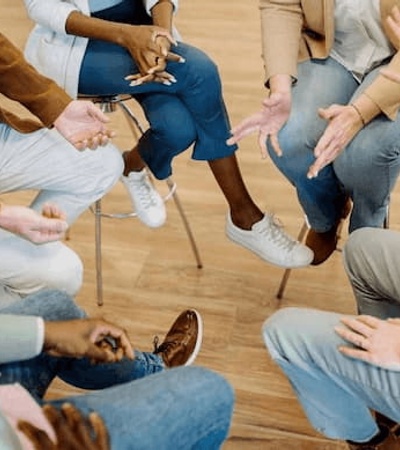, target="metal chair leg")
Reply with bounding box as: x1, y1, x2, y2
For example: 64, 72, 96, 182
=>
276, 220, 309, 300
166, 178, 203, 269
94, 199, 103, 306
